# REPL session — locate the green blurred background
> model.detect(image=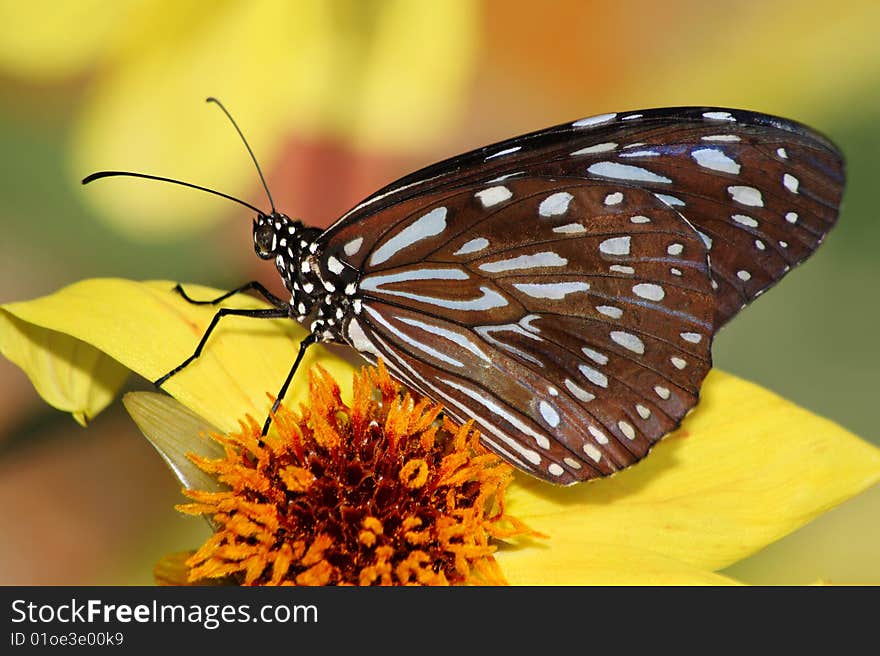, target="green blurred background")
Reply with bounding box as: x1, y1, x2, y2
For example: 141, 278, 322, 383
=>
0, 0, 877, 585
